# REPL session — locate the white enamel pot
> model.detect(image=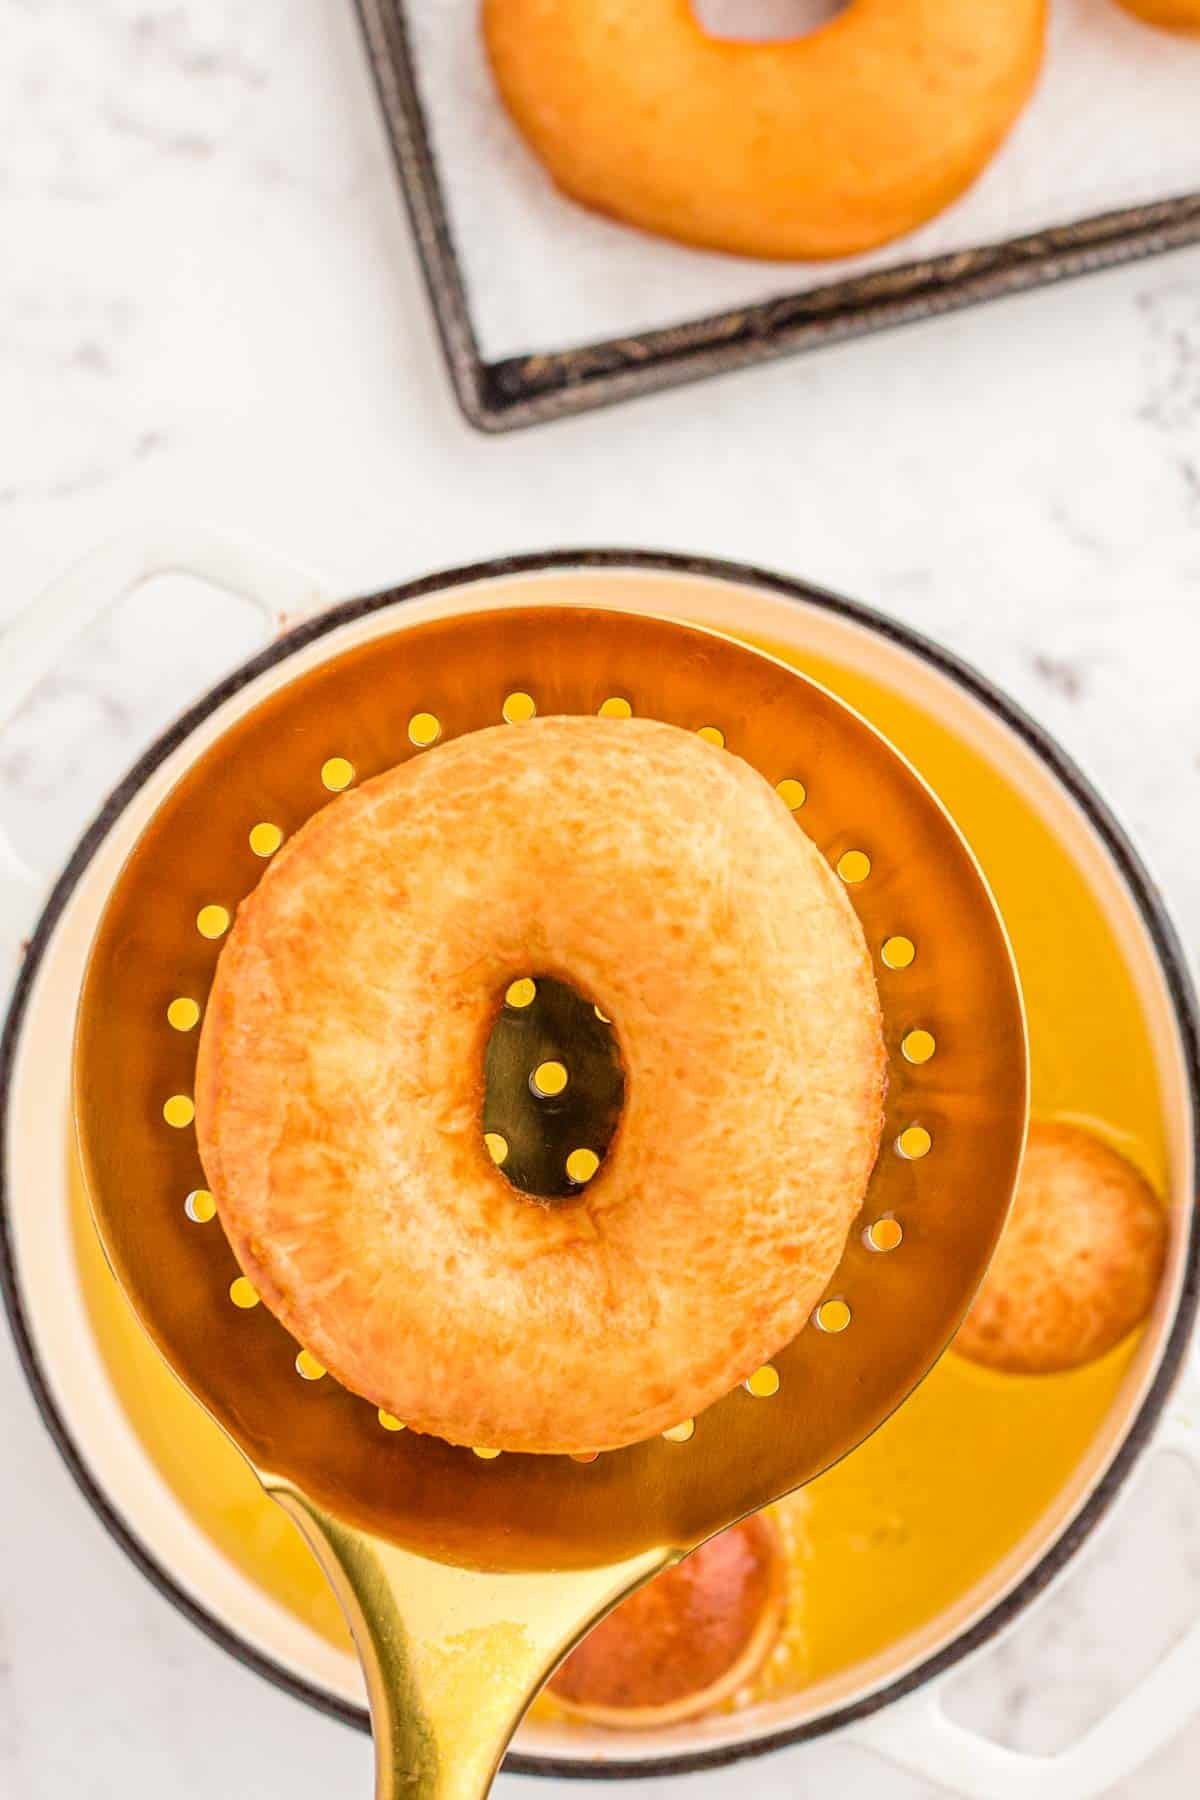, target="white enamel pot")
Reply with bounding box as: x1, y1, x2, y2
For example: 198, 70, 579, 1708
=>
1, 535, 1197, 1800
